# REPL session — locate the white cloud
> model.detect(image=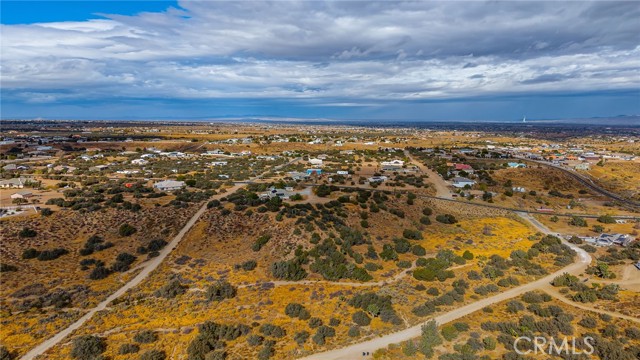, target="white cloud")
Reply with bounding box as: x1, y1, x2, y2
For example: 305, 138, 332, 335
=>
1, 1, 639, 103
